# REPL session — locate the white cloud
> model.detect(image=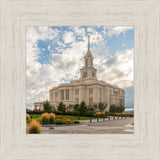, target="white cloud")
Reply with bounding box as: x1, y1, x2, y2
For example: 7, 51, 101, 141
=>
63, 31, 75, 44
48, 45, 51, 50
73, 27, 85, 38
95, 49, 134, 88
106, 26, 133, 37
